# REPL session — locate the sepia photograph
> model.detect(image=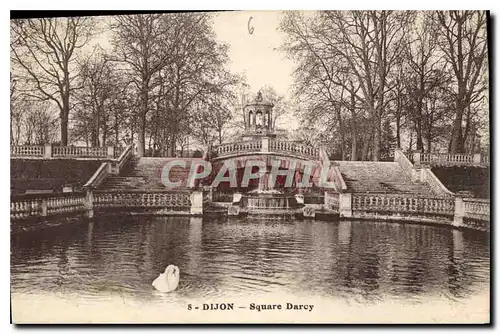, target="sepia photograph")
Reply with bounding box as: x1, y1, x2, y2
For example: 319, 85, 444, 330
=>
8, 9, 490, 324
